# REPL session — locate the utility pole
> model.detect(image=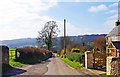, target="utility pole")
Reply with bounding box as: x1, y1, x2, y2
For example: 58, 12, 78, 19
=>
118, 1, 120, 20
64, 19, 66, 57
